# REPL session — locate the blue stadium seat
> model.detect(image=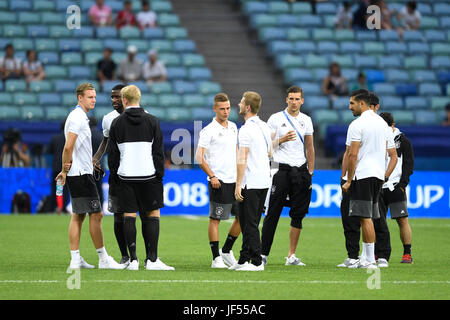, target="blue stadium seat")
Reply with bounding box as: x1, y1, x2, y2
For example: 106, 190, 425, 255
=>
85, 52, 103, 65
386, 42, 407, 54
182, 54, 205, 67
396, 84, 418, 96
294, 41, 316, 53
14, 93, 38, 106
414, 110, 439, 125
373, 83, 396, 96
196, 81, 221, 95
249, 14, 278, 29
305, 54, 328, 68
408, 42, 430, 54
69, 66, 92, 79
365, 69, 385, 83
27, 25, 48, 37
277, 14, 300, 27
119, 26, 141, 39
0, 106, 20, 120
291, 2, 312, 14
167, 67, 188, 80
317, 41, 339, 54
431, 43, 450, 55
95, 93, 109, 106
12, 38, 33, 51
0, 92, 12, 104
165, 27, 189, 40
402, 30, 423, 42
381, 96, 403, 110
173, 40, 196, 53
356, 31, 376, 41
33, 0, 56, 11
404, 56, 427, 69
341, 69, 358, 82
285, 68, 312, 83
29, 81, 53, 93
61, 52, 82, 65
39, 93, 61, 106
5, 80, 27, 92
313, 68, 328, 81
437, 71, 450, 84
103, 39, 126, 52
243, 1, 268, 15
158, 14, 180, 27
316, 2, 336, 15
431, 56, 450, 69
45, 106, 70, 121
340, 41, 362, 54
386, 69, 410, 82
172, 80, 197, 94
268, 2, 290, 14
419, 83, 442, 96
159, 53, 181, 66
59, 39, 81, 52
48, 25, 72, 38
102, 81, 122, 93
433, 3, 450, 16
378, 55, 402, 69
275, 54, 303, 69
405, 97, 428, 109
298, 15, 321, 27
159, 94, 182, 108
10, 0, 32, 10
424, 29, 446, 42
354, 55, 377, 69
189, 67, 212, 81
420, 16, 440, 29
305, 97, 330, 110
128, 81, 148, 93
287, 28, 309, 41
142, 27, 165, 39
259, 27, 287, 42
295, 82, 321, 96
35, 38, 58, 51
96, 27, 118, 39
41, 12, 66, 25
140, 94, 159, 107
312, 28, 334, 41
378, 30, 399, 41
73, 27, 95, 39
55, 0, 74, 11
332, 97, 350, 110
417, 3, 432, 15
21, 106, 45, 120
54, 80, 78, 92
81, 39, 103, 52
335, 29, 355, 41
411, 70, 437, 83
330, 55, 353, 68
363, 41, 385, 55
391, 110, 415, 125
45, 66, 68, 79
0, 11, 15, 24
267, 40, 295, 55
150, 82, 172, 94
3, 24, 26, 37
151, 1, 173, 13
127, 39, 149, 52
183, 94, 206, 108
431, 97, 450, 110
